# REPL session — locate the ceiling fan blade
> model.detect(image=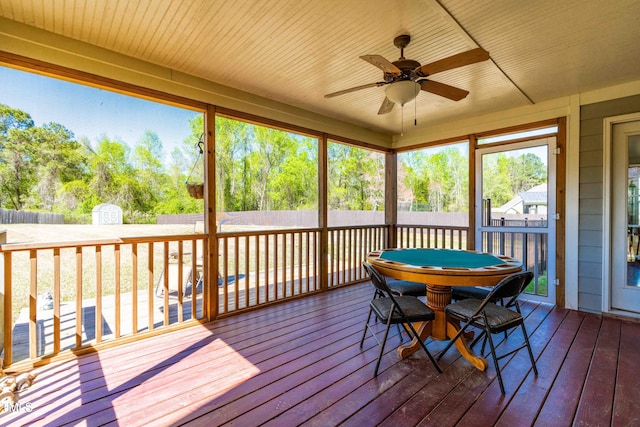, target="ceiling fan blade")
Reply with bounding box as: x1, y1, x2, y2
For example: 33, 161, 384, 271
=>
324, 82, 386, 98
416, 48, 490, 77
360, 55, 402, 75
377, 97, 395, 115
420, 80, 469, 101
